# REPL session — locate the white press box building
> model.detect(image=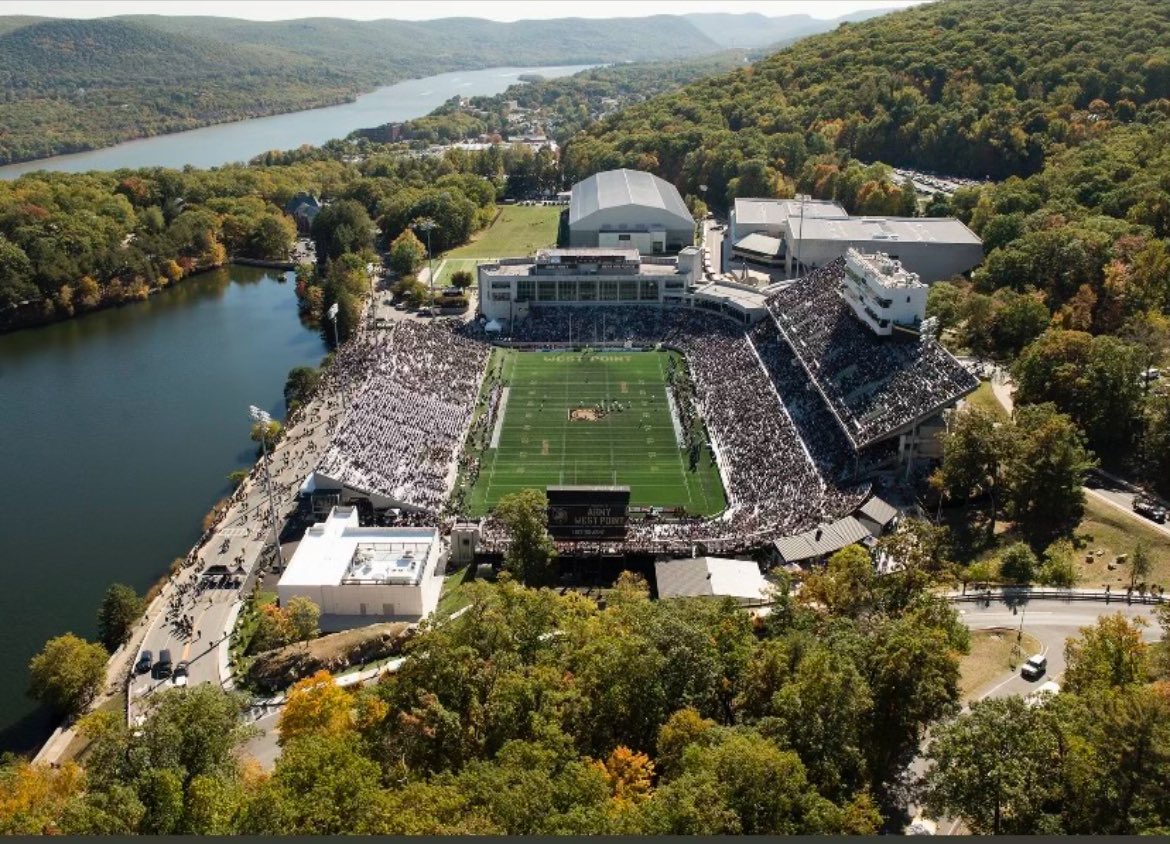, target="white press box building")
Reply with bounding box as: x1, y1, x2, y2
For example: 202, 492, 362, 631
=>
568, 168, 694, 255
277, 506, 443, 628
729, 196, 982, 282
